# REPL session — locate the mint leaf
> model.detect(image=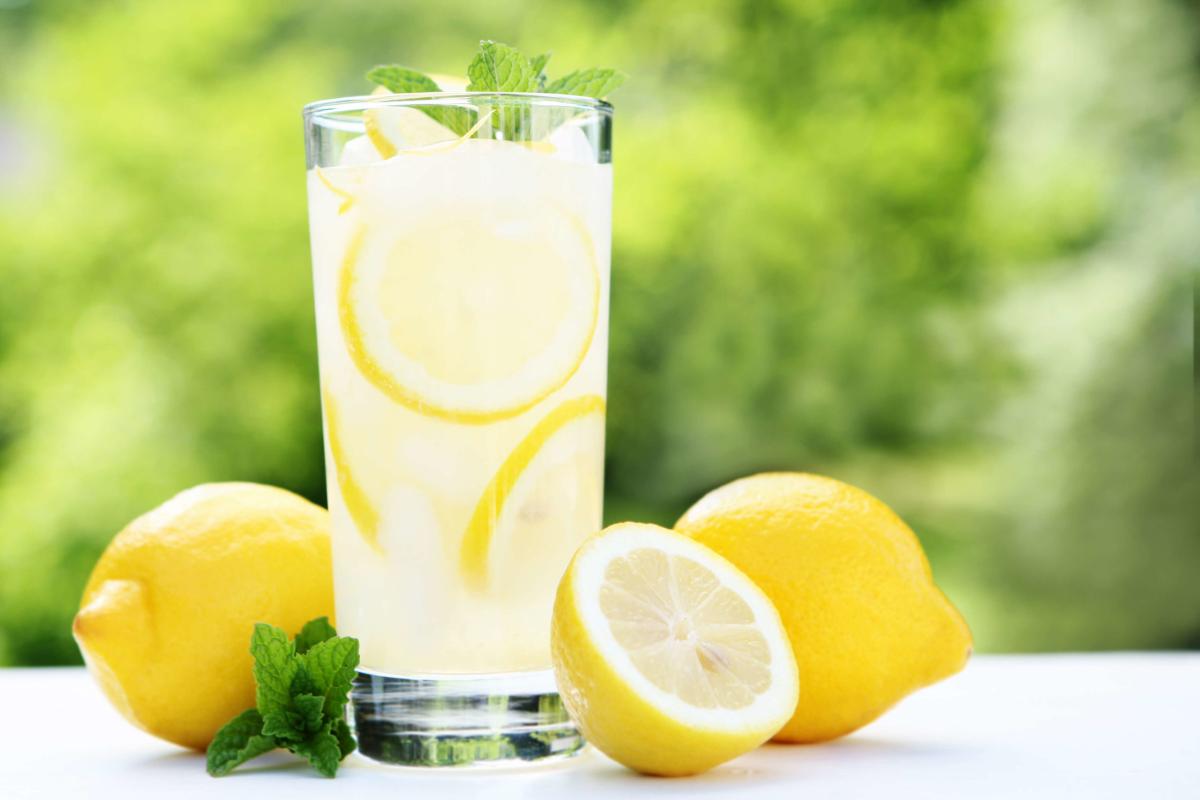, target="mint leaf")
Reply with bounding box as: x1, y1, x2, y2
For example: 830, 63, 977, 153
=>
364, 64, 473, 137
366, 65, 440, 94
466, 41, 540, 140
294, 617, 337, 655
292, 724, 344, 778
262, 689, 326, 742
211, 618, 360, 779
261, 708, 302, 742
250, 623, 297, 718
530, 52, 552, 90
262, 670, 329, 741
291, 693, 327, 732
289, 662, 318, 696
332, 718, 356, 758
303, 636, 359, 716
545, 67, 626, 98
467, 40, 535, 92
206, 709, 276, 777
